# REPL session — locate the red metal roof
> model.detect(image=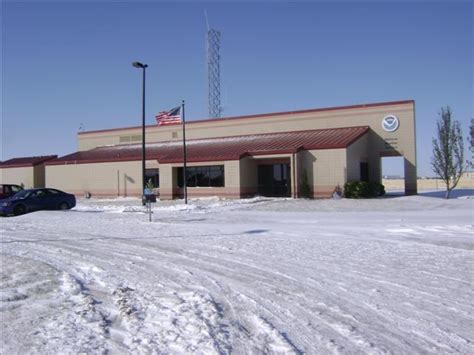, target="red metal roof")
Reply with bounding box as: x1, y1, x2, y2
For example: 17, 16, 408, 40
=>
0, 155, 58, 168
79, 100, 414, 136
48, 126, 369, 166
